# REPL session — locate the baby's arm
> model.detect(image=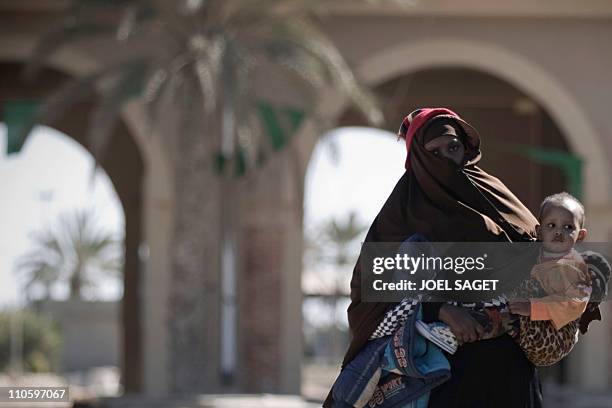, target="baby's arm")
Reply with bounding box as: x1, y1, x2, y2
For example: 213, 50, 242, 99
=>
530, 261, 591, 329
508, 301, 531, 316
